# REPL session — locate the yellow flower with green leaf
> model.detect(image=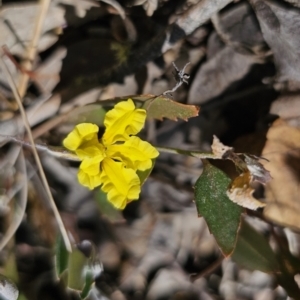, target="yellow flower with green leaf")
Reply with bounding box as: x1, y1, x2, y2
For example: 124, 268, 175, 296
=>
63, 99, 159, 209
